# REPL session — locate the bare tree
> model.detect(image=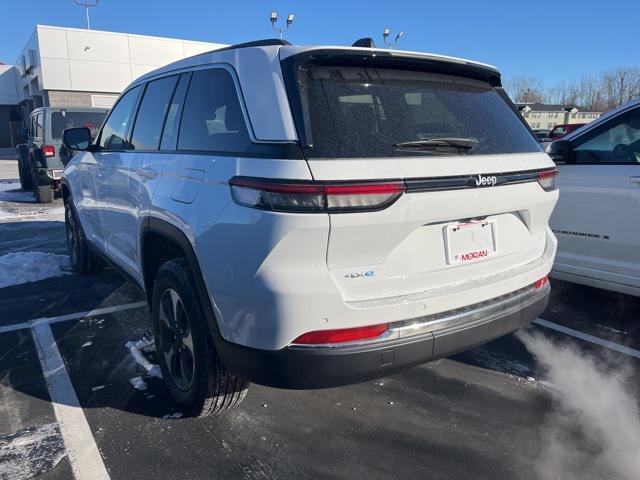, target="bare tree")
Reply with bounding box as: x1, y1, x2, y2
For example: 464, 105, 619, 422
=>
601, 67, 640, 109
508, 66, 640, 112
546, 81, 569, 105
503, 76, 545, 103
